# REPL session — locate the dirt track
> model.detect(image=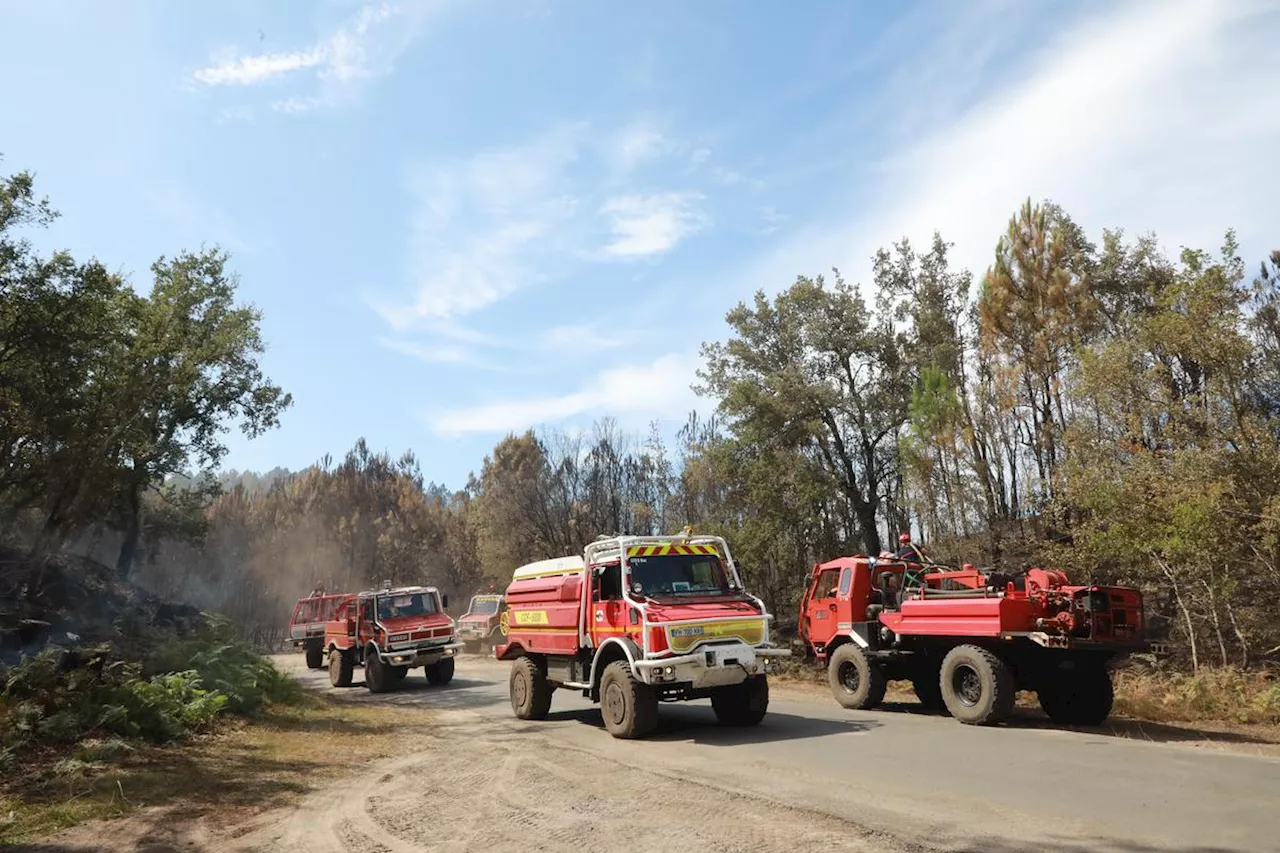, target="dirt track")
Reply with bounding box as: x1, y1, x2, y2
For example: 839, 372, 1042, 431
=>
23, 653, 1280, 853
219, 654, 1279, 853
